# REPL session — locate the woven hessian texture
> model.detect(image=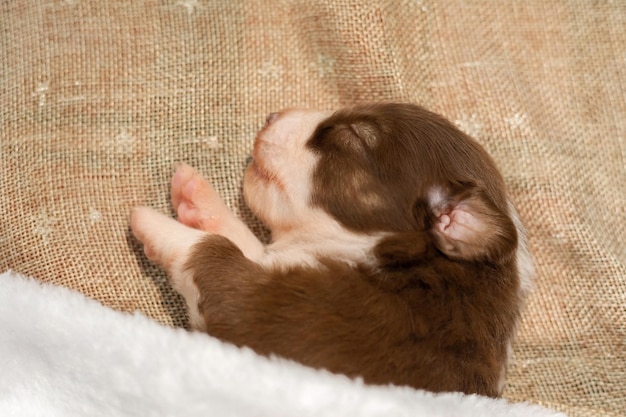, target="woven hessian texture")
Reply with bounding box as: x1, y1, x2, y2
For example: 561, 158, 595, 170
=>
1, 1, 624, 416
